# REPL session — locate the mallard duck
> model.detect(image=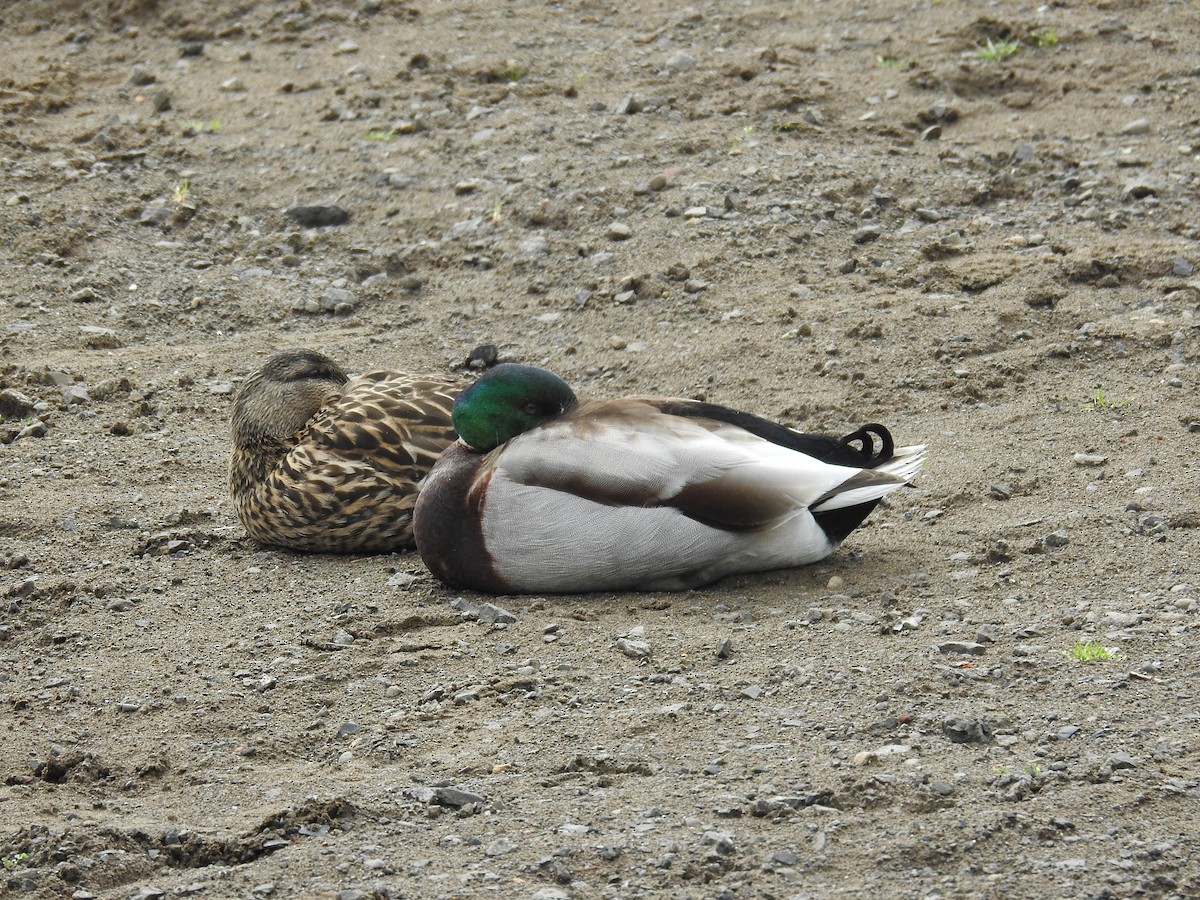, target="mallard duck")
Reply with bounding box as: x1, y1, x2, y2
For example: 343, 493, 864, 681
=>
229, 349, 463, 552
413, 364, 926, 593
